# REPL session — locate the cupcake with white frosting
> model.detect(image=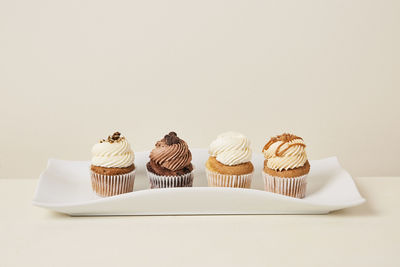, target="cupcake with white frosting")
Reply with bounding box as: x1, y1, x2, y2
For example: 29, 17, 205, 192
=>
262, 133, 310, 198
90, 132, 135, 197
205, 132, 254, 188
